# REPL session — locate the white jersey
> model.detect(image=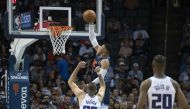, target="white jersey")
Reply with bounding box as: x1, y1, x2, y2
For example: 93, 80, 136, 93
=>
80, 94, 101, 109
148, 76, 176, 109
